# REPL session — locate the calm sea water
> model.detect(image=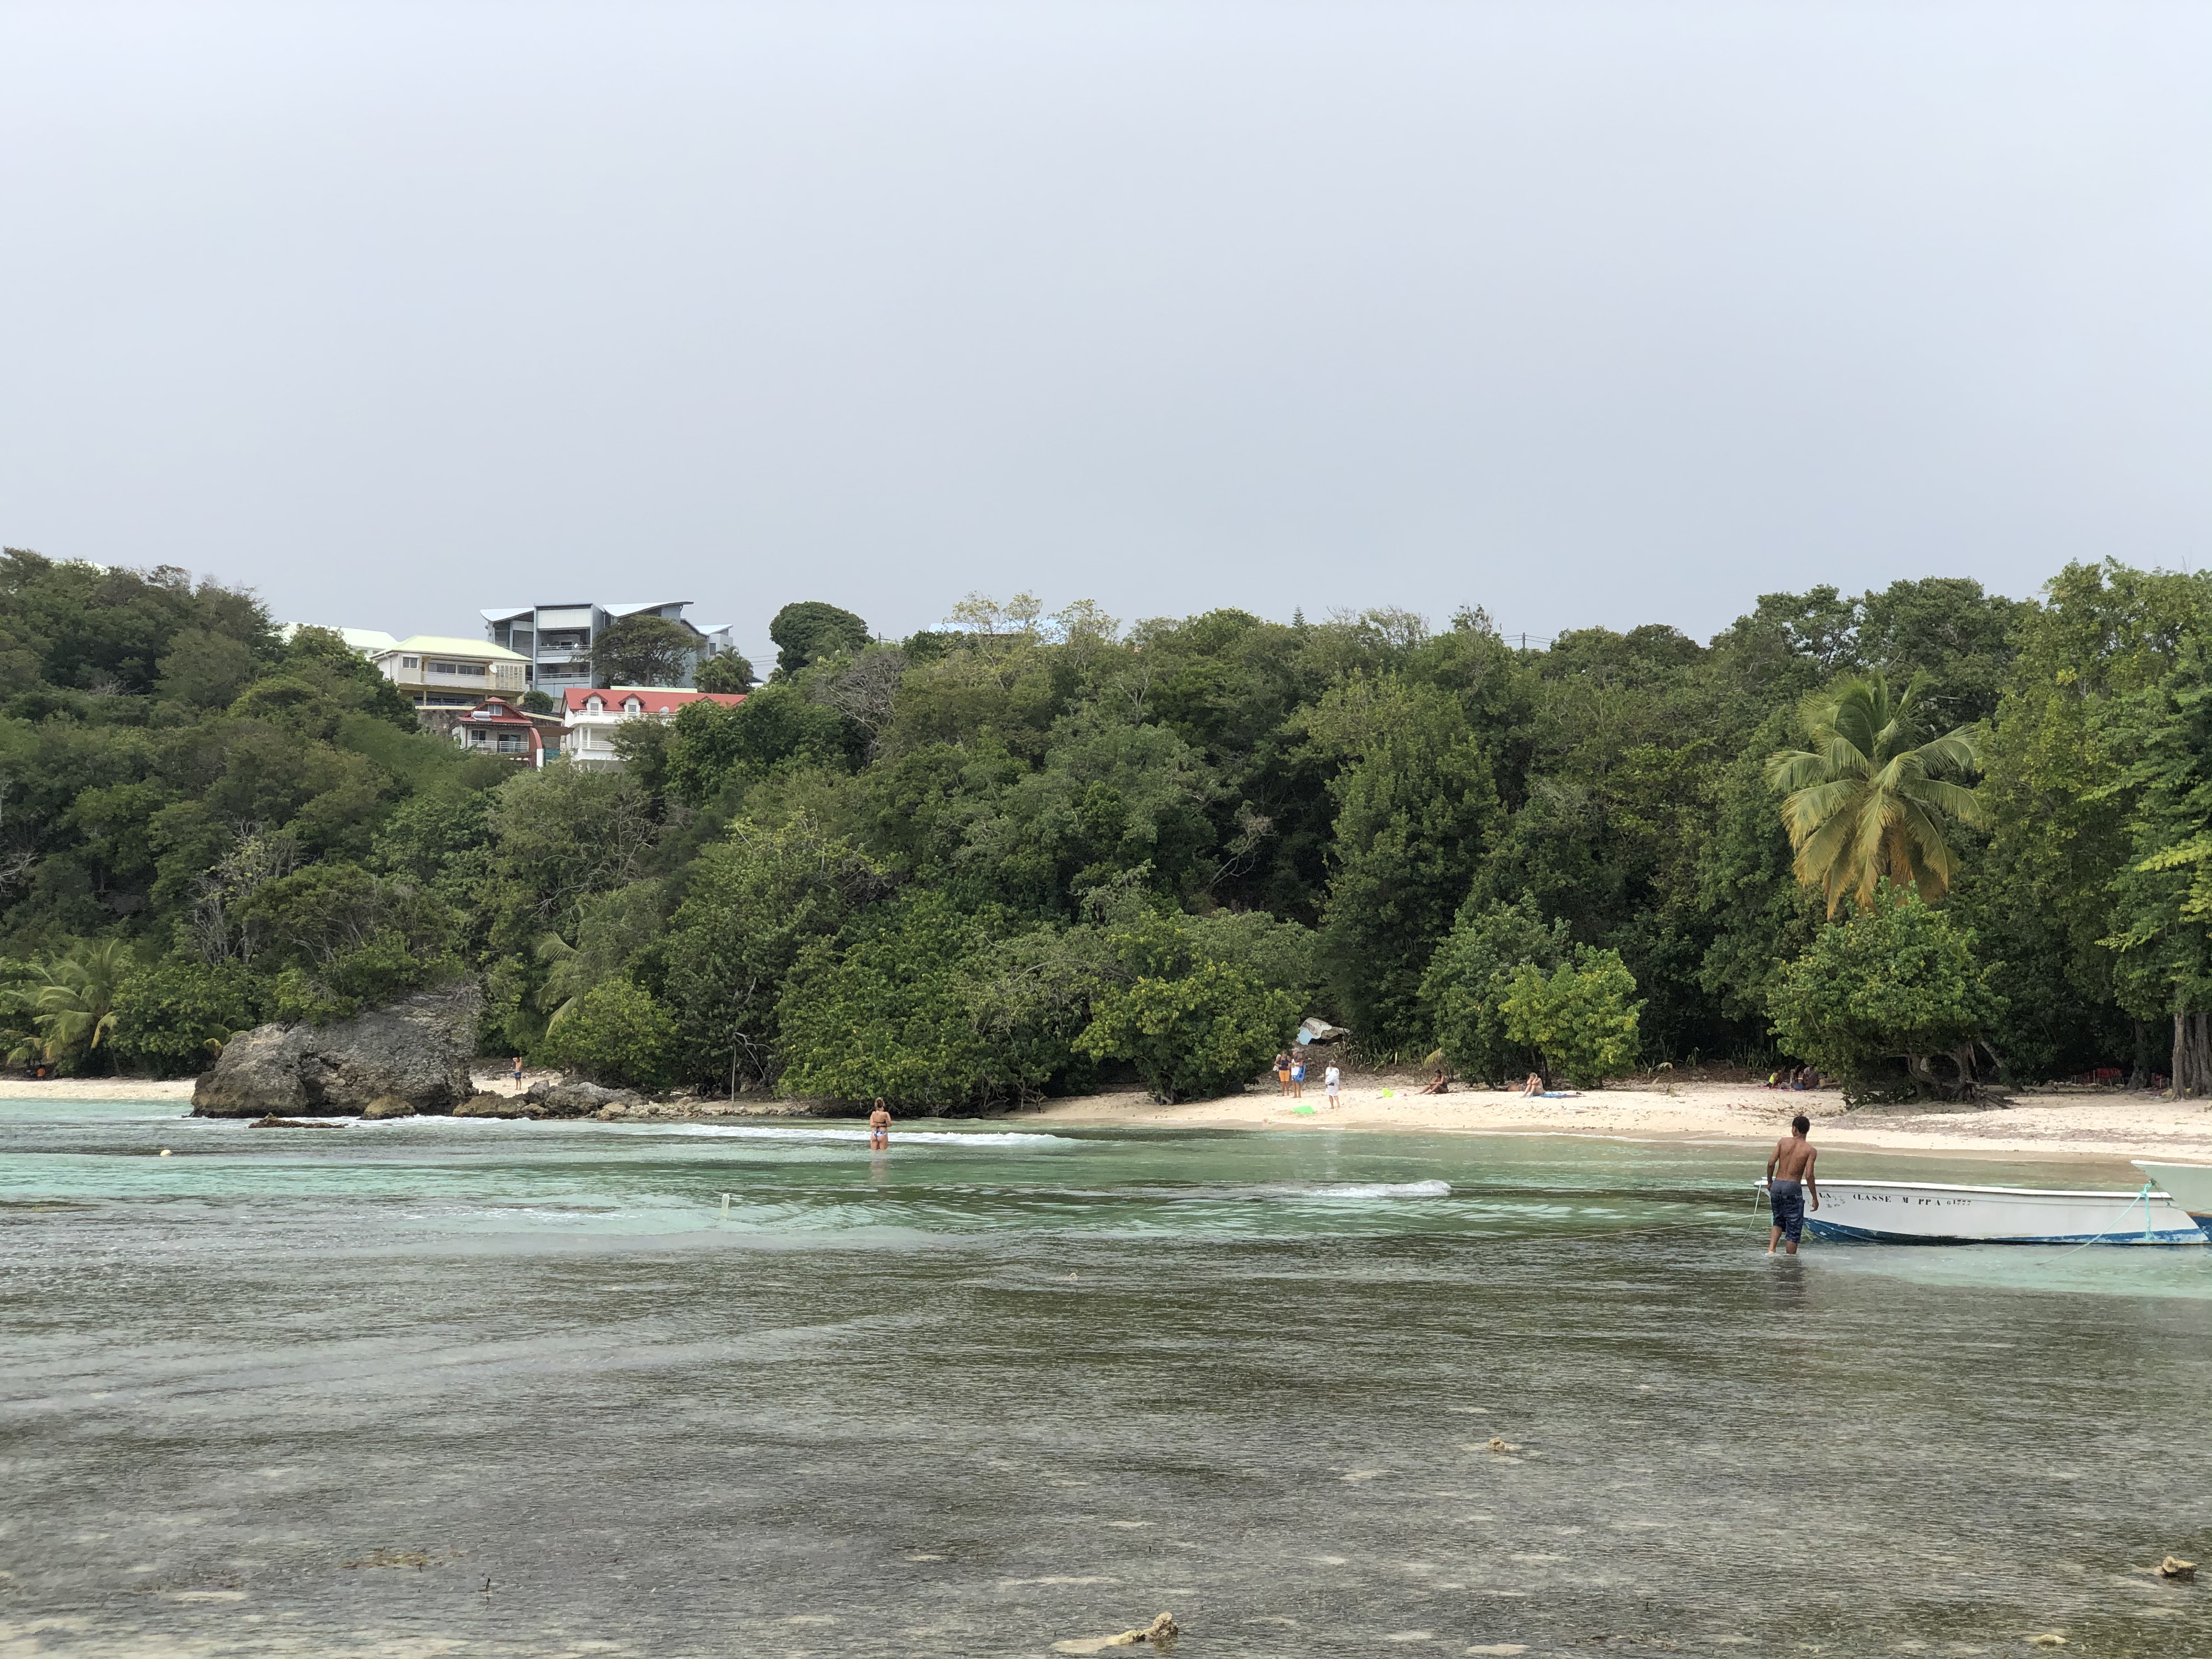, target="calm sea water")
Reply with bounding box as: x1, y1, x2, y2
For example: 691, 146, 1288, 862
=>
3, 1097, 2209, 1658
